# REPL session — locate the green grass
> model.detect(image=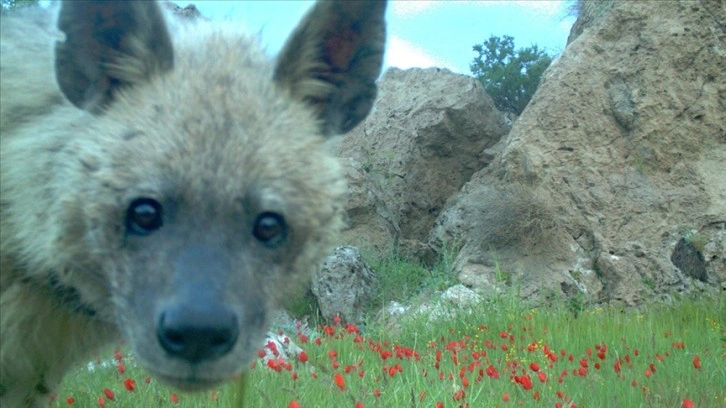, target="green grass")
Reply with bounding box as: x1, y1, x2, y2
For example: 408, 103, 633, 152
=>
51, 257, 725, 408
